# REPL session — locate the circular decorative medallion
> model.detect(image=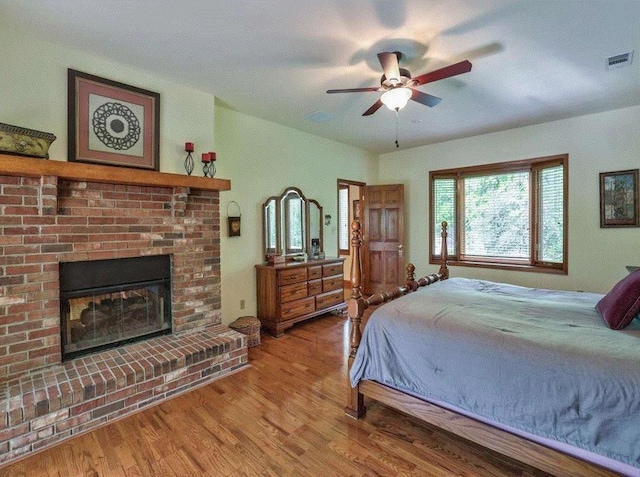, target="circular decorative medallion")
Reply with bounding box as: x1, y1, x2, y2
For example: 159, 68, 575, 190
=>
92, 102, 141, 151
